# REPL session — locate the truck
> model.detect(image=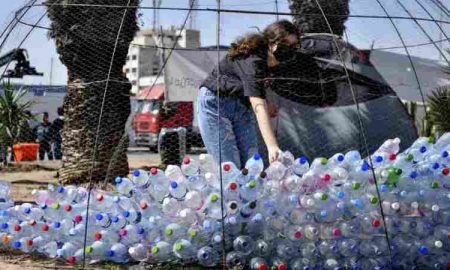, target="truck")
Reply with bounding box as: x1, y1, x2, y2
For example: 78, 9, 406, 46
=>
132, 83, 199, 152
